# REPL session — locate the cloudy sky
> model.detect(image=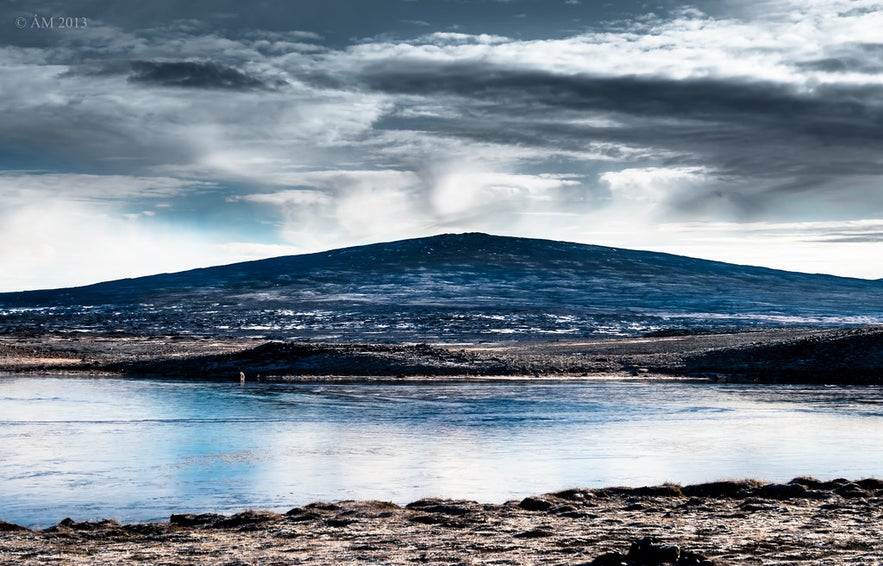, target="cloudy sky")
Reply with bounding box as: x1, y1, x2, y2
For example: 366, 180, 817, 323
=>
2, 0, 882, 291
